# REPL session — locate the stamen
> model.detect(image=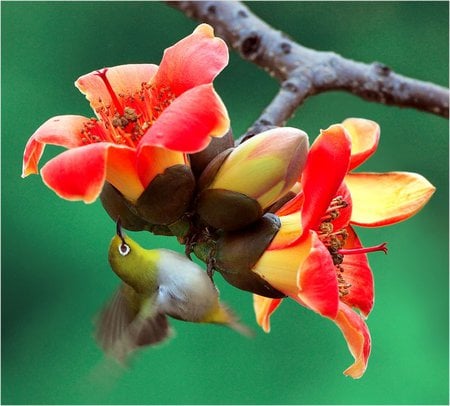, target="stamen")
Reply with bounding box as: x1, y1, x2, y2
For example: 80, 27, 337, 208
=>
95, 69, 124, 115
338, 242, 388, 255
